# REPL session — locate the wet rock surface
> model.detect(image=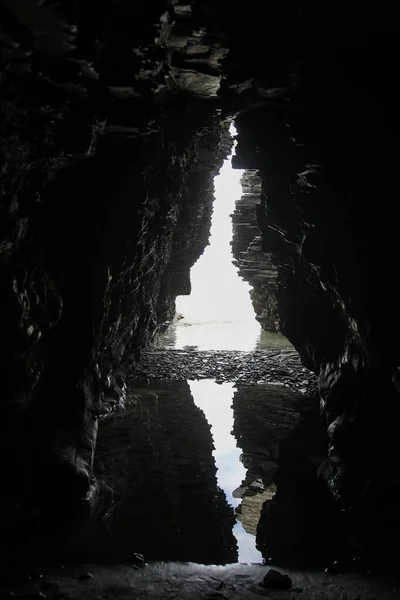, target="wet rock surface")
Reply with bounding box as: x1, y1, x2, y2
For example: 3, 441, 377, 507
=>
1, 563, 398, 600
213, 6, 400, 563
133, 348, 317, 395
65, 381, 237, 565
59, 374, 323, 570
130, 351, 334, 567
